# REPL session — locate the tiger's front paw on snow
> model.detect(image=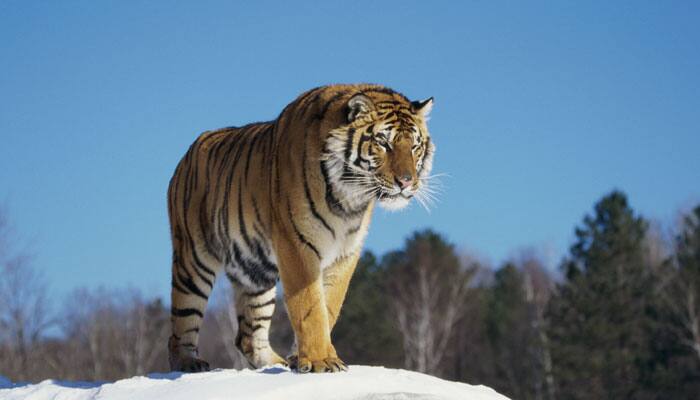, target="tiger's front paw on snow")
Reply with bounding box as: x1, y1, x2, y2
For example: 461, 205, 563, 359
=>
171, 355, 211, 373
293, 356, 348, 373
